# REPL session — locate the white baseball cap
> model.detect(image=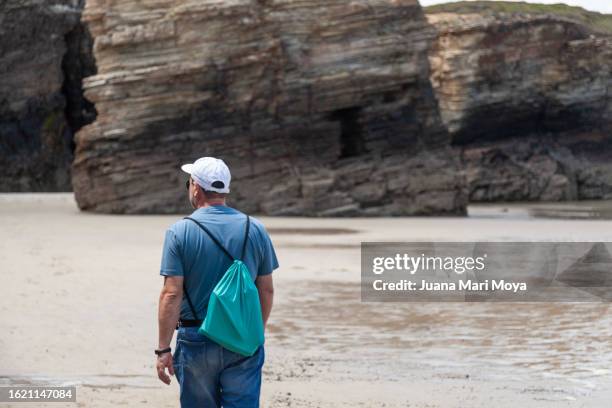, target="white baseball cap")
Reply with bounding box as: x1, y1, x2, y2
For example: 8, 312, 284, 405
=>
181, 157, 231, 194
